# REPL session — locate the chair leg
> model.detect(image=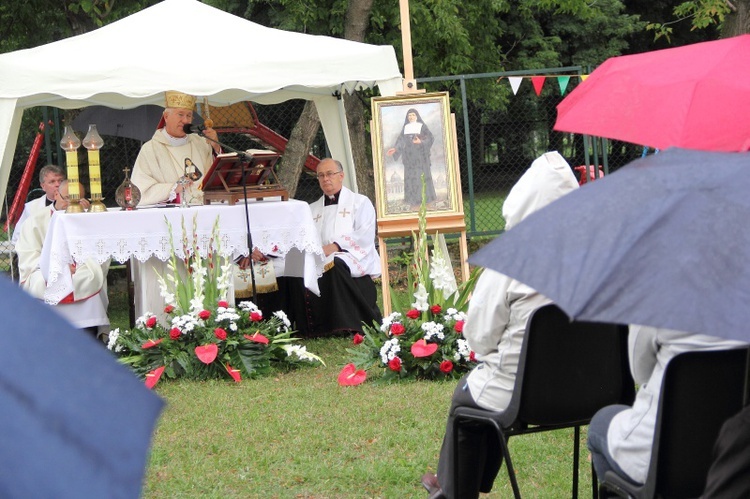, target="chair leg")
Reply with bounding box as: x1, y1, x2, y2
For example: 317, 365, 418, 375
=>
591, 460, 599, 499
573, 425, 580, 498
500, 433, 522, 499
